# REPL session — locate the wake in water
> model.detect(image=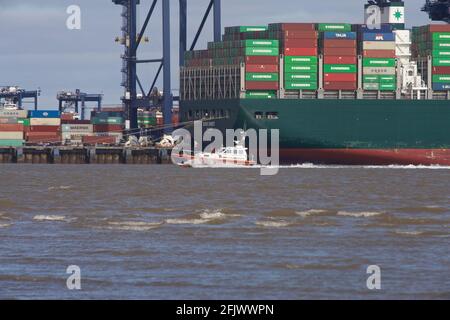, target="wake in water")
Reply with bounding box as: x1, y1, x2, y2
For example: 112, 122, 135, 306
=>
165, 209, 239, 225
33, 215, 70, 222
